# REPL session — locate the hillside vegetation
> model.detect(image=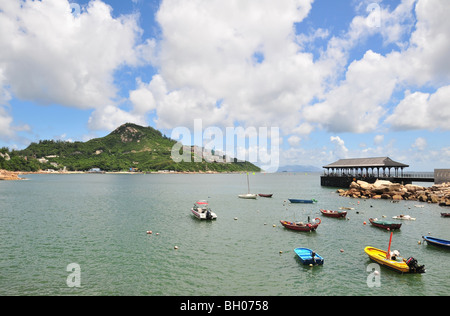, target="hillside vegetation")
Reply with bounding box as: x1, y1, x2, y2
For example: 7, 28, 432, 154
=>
1, 123, 260, 173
